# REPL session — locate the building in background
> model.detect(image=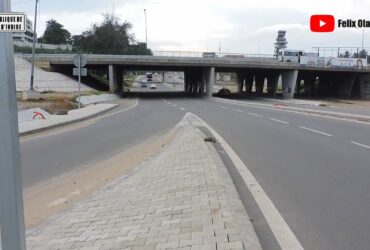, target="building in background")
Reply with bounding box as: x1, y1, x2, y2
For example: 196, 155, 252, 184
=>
13, 18, 34, 42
